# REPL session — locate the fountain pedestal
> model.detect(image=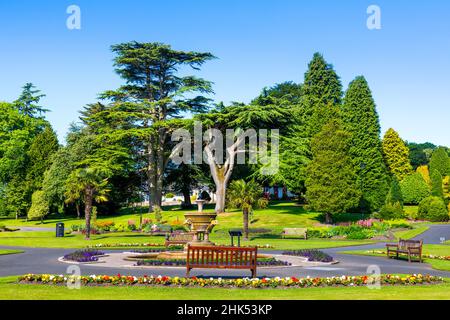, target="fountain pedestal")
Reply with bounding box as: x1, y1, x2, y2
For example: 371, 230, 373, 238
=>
184, 200, 217, 246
